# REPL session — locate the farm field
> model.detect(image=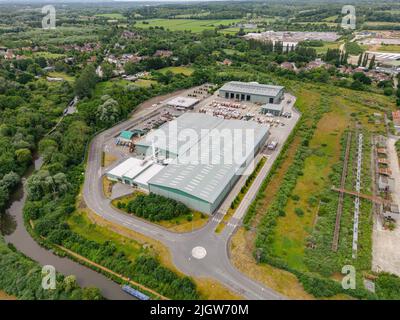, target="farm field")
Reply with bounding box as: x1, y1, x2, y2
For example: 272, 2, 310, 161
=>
135, 19, 242, 33
364, 21, 400, 26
